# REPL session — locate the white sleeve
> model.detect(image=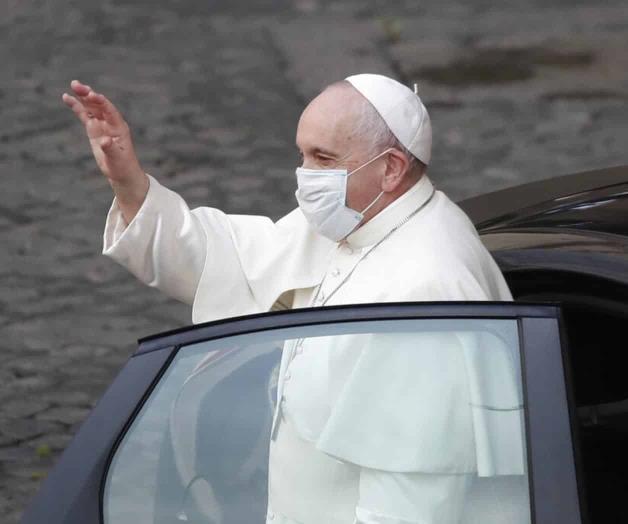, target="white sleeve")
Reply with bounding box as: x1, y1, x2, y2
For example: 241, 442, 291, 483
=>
355, 467, 473, 524
103, 173, 331, 320
102, 173, 211, 306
